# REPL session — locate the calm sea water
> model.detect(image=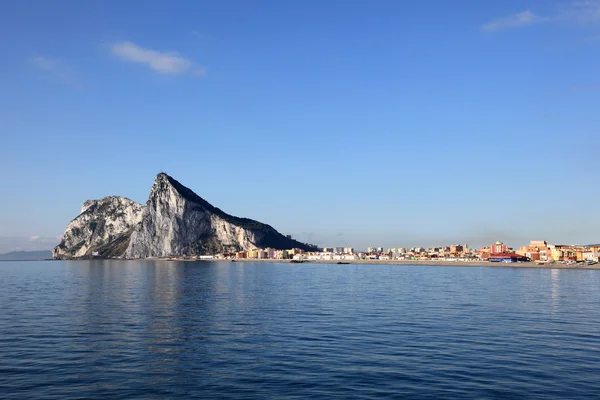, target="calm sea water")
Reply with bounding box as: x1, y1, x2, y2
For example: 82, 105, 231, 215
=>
1, 261, 600, 399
